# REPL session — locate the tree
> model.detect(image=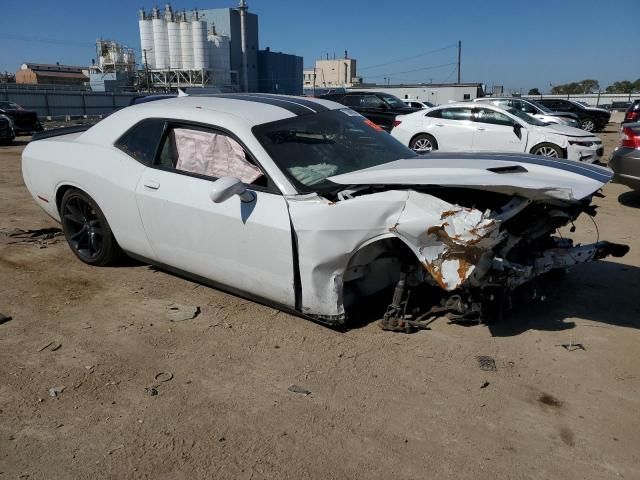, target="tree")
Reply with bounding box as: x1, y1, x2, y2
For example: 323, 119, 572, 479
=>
605, 80, 639, 93
528, 88, 541, 95
551, 79, 600, 95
